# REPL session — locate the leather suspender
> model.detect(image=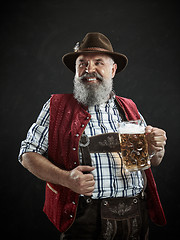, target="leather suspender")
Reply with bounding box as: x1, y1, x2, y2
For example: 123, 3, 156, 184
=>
79, 132, 92, 167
